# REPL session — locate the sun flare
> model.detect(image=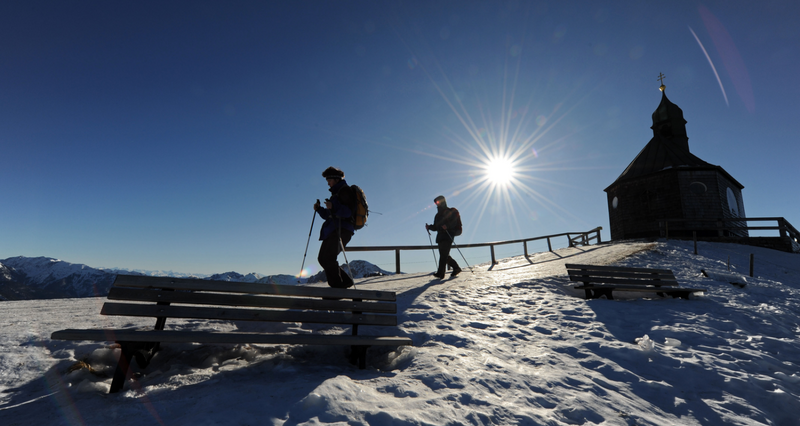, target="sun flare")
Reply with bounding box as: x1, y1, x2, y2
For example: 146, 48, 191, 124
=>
388, 35, 588, 239
485, 156, 515, 186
